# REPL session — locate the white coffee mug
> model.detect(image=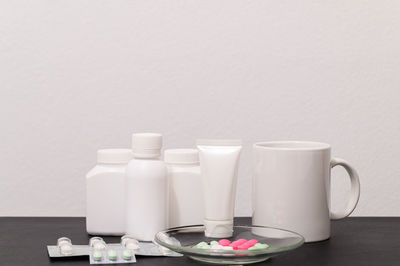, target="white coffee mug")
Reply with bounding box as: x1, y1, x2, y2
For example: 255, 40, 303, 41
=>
252, 141, 360, 242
